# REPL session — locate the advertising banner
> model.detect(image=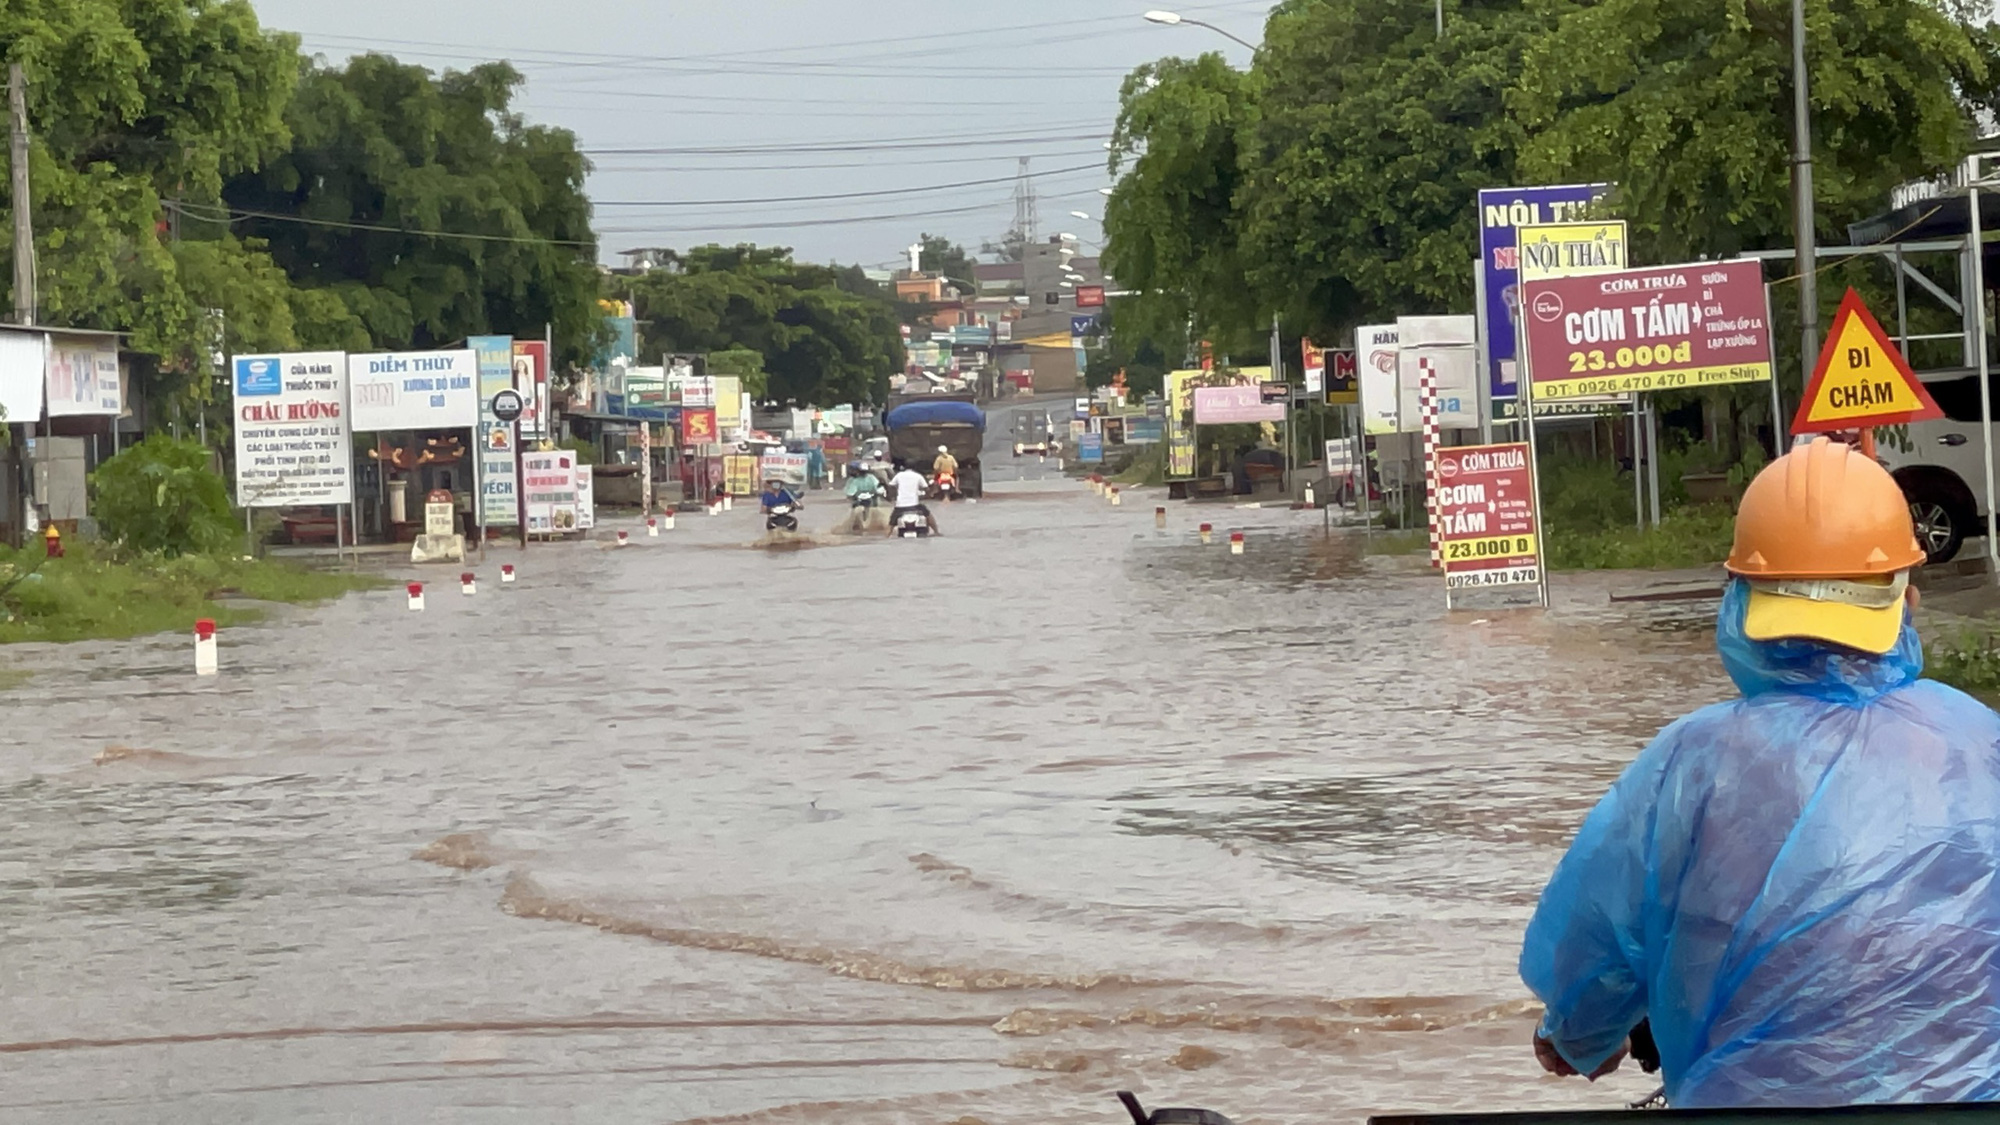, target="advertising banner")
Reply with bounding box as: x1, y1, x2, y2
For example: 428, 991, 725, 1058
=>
1478, 184, 1611, 399
511, 340, 550, 439
1125, 417, 1164, 443
521, 450, 578, 534
574, 464, 595, 531
1078, 432, 1104, 463
1356, 324, 1401, 434
1436, 442, 1541, 590
683, 375, 716, 408
348, 349, 478, 432
626, 365, 666, 412
1521, 259, 1773, 400
724, 454, 757, 496
1302, 340, 1325, 395
231, 351, 352, 507
714, 376, 743, 434
1166, 369, 1198, 478
1396, 316, 1479, 429
682, 407, 718, 444
759, 452, 808, 485
469, 335, 518, 528
45, 336, 120, 417
1327, 349, 1359, 405
1194, 384, 1285, 425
